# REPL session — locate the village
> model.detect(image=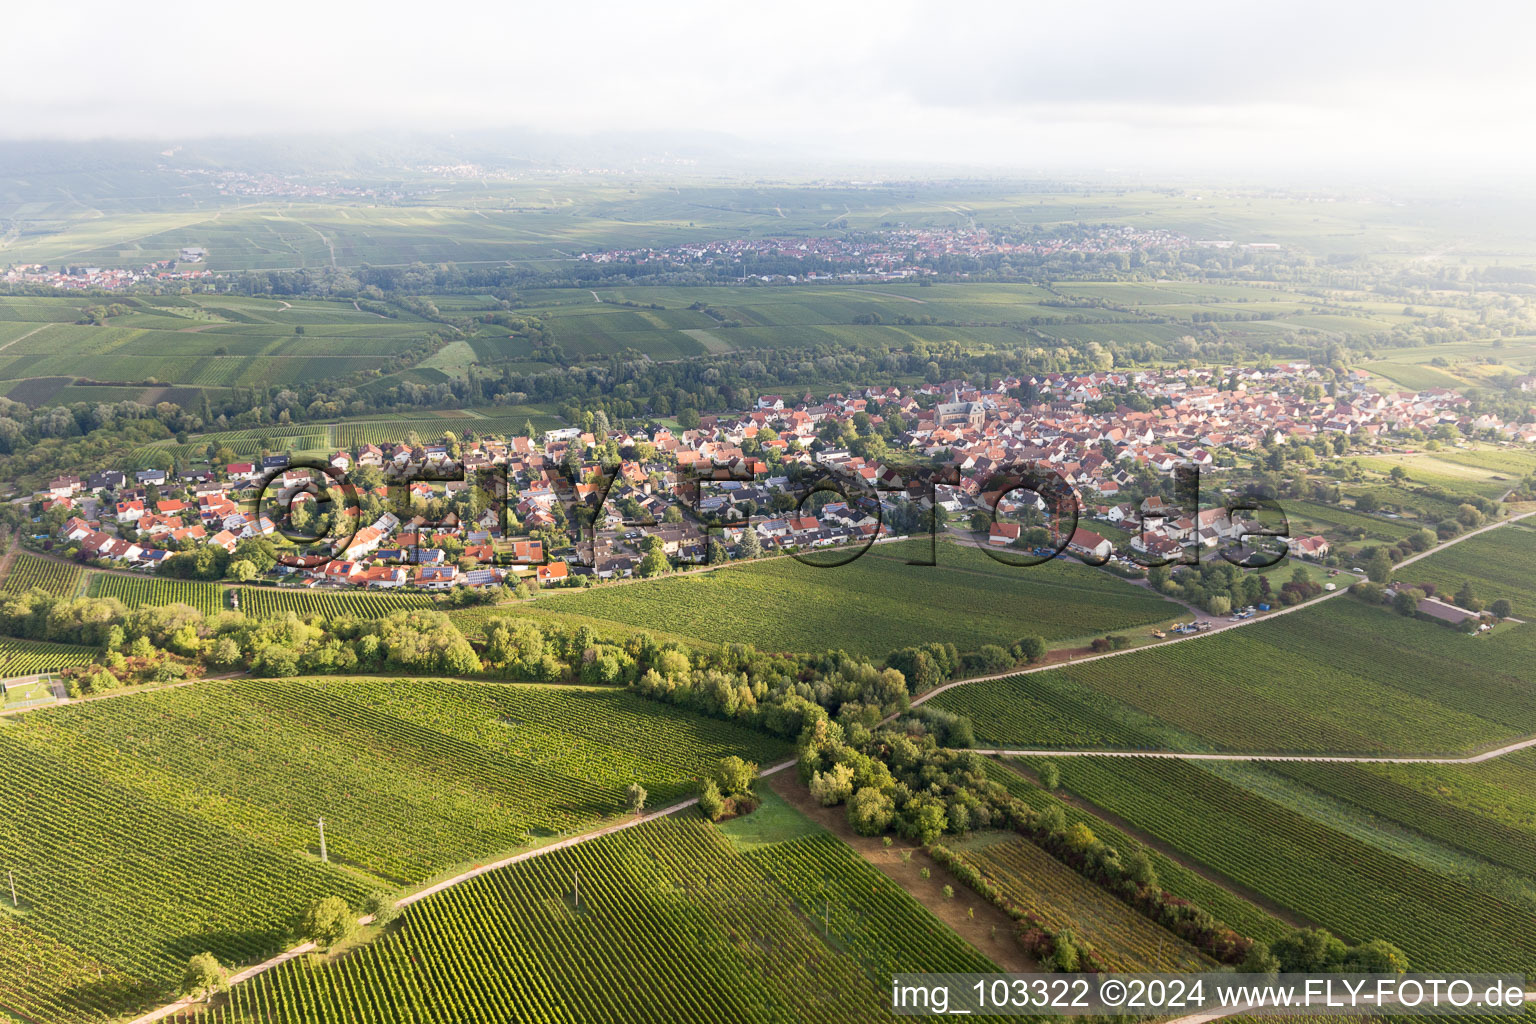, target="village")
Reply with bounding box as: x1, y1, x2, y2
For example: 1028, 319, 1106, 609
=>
28, 360, 1534, 597
577, 225, 1192, 279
